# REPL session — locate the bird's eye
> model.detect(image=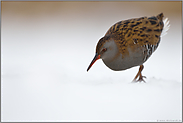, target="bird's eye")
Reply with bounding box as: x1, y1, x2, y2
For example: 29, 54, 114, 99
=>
102, 48, 107, 52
